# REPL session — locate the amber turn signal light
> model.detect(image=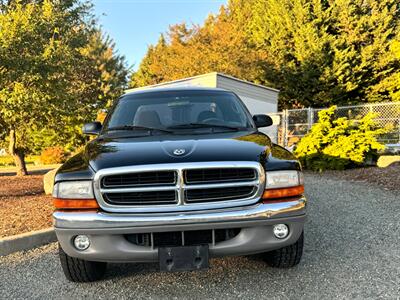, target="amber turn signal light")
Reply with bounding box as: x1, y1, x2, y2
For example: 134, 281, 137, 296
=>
53, 198, 99, 210
262, 185, 304, 200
